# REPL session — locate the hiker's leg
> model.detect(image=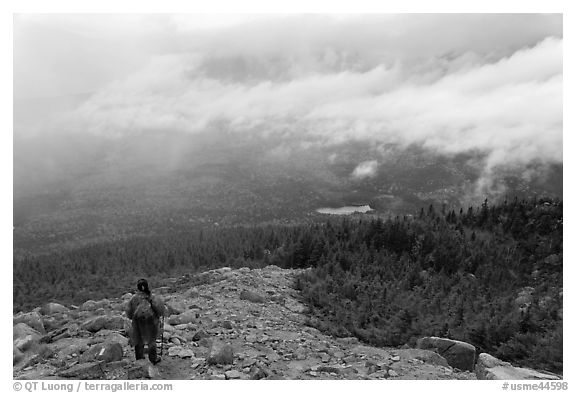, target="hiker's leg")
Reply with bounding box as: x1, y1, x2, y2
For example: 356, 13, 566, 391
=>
147, 340, 158, 364
133, 322, 145, 360
135, 343, 145, 360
